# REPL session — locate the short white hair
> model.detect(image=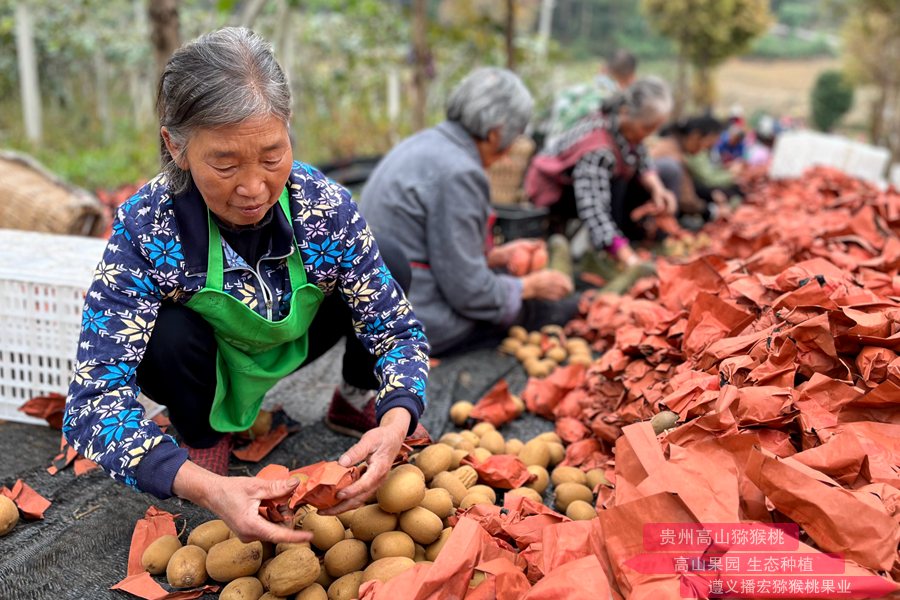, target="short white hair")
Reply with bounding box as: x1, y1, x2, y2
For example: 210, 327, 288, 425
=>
446, 67, 534, 150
